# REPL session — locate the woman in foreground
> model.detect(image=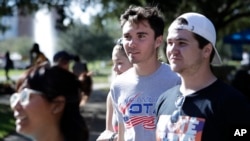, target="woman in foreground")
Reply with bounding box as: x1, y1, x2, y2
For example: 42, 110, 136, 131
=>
10, 62, 89, 141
